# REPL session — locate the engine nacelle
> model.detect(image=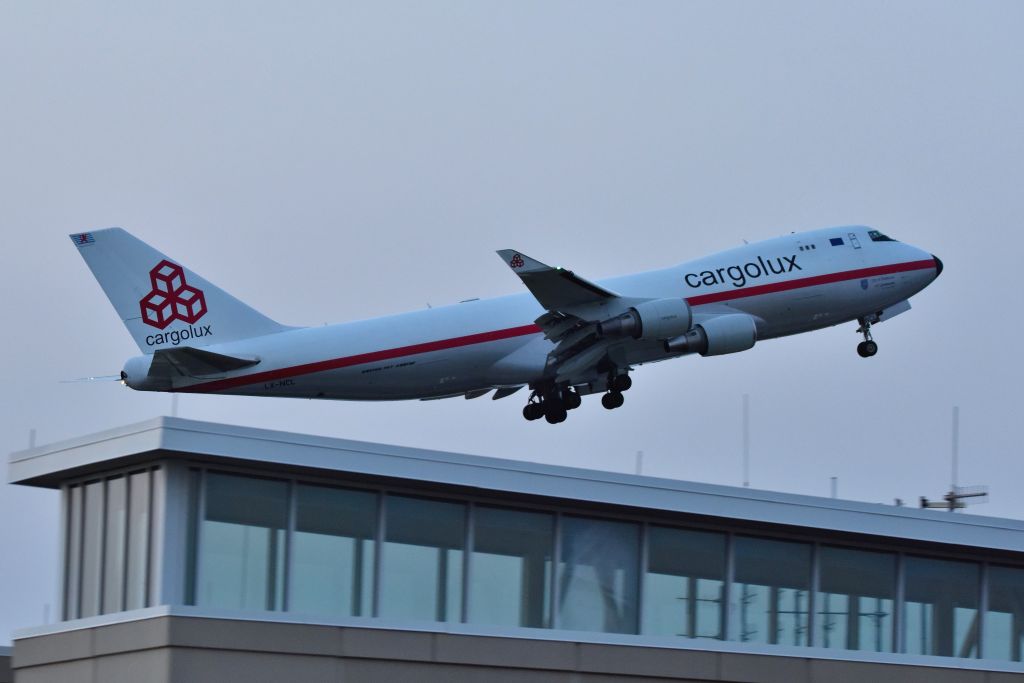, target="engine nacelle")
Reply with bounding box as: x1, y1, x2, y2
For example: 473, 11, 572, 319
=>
663, 314, 757, 356
122, 355, 171, 391
597, 298, 692, 341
